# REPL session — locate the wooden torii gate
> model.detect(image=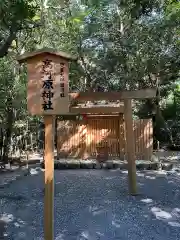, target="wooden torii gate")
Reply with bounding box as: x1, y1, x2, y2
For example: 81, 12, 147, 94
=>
17, 48, 156, 240
69, 89, 156, 194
